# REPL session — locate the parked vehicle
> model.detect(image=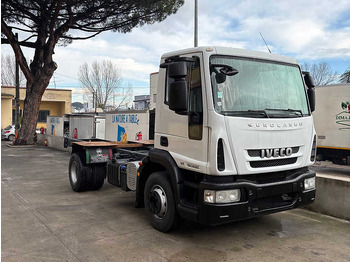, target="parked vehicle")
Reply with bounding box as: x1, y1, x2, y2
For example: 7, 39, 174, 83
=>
1, 125, 15, 141
67, 46, 317, 232
313, 84, 350, 165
